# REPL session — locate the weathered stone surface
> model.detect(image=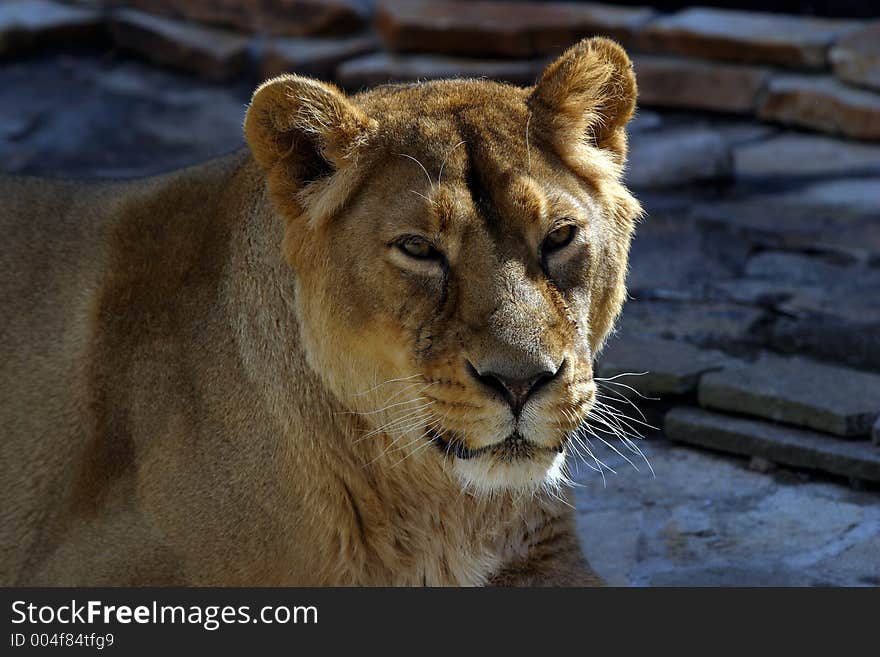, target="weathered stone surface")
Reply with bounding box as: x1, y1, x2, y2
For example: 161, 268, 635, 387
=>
691, 190, 880, 257
626, 127, 732, 188
375, 0, 654, 58
574, 438, 880, 586
625, 209, 750, 296
742, 252, 880, 321
336, 52, 547, 89
666, 406, 880, 482
124, 0, 369, 37
758, 75, 880, 140
792, 177, 880, 212
705, 253, 880, 369
638, 7, 858, 69
110, 10, 250, 81
0, 0, 103, 54
698, 354, 880, 436
596, 335, 728, 397
734, 133, 880, 179
831, 24, 880, 92
0, 53, 248, 179
766, 315, 880, 376
634, 55, 769, 114
262, 33, 378, 80
261, 0, 370, 36
615, 299, 767, 350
